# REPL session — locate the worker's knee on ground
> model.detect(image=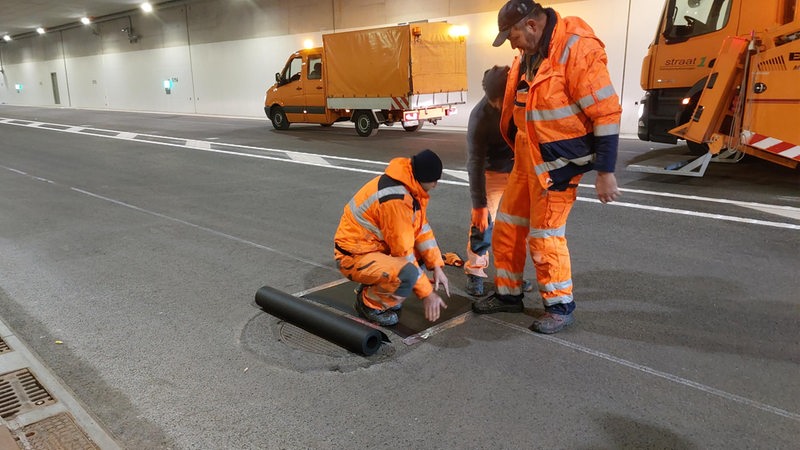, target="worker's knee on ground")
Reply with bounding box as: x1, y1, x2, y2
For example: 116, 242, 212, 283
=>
394, 263, 418, 298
